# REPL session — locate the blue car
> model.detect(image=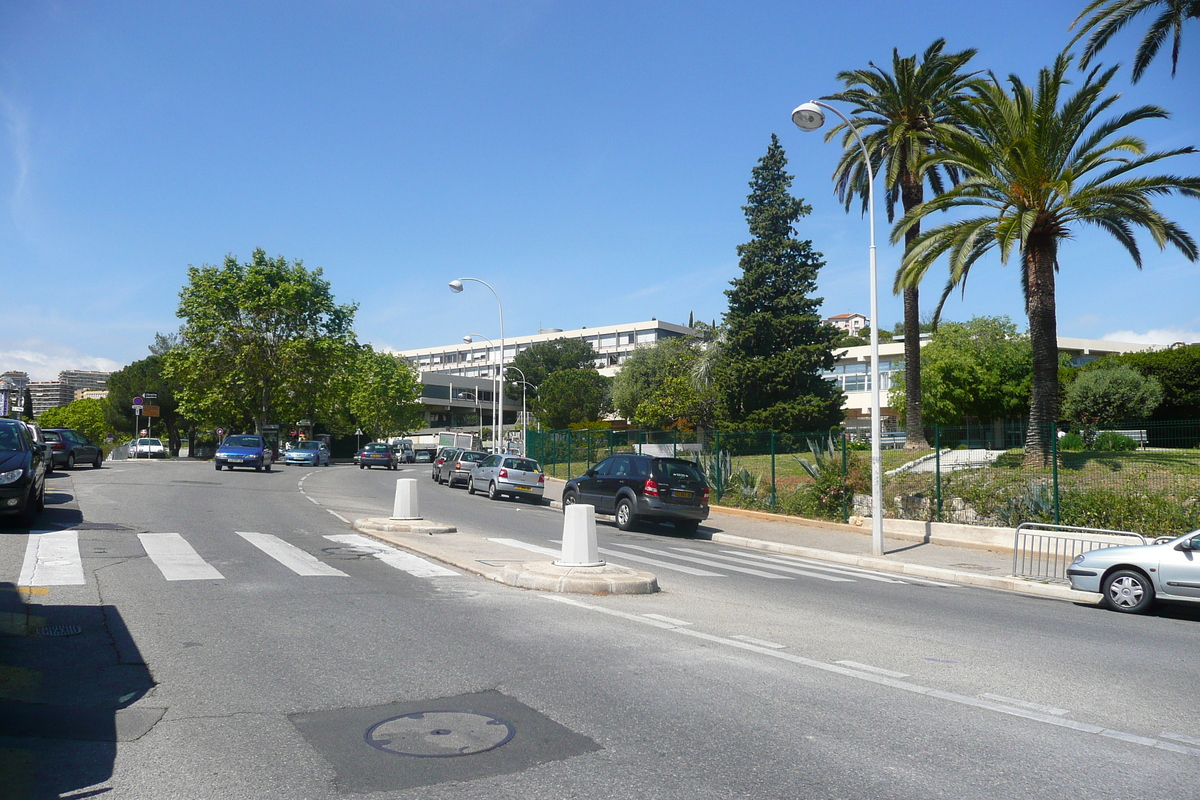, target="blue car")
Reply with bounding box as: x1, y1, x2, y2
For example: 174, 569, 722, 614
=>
214, 434, 273, 472
285, 440, 331, 467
